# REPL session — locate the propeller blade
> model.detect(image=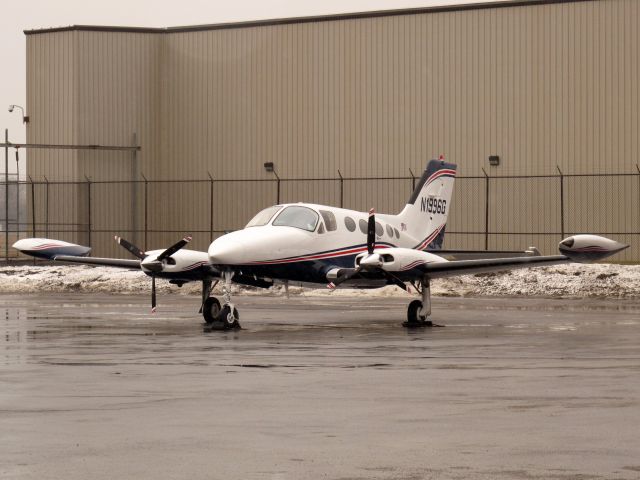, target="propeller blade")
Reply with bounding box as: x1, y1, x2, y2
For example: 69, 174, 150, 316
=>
157, 235, 192, 261
327, 267, 361, 290
367, 208, 376, 255
151, 275, 157, 313
115, 235, 146, 259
